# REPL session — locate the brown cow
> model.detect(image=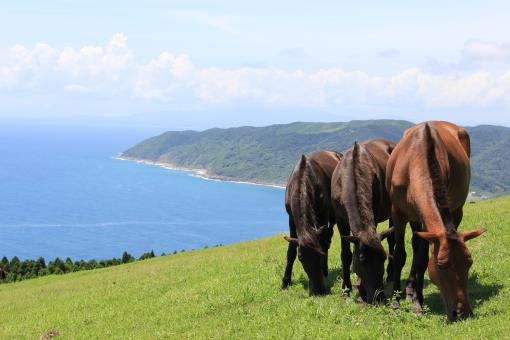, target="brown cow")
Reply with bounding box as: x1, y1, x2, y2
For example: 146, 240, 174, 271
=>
386, 121, 485, 321
282, 150, 343, 295
331, 139, 395, 303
